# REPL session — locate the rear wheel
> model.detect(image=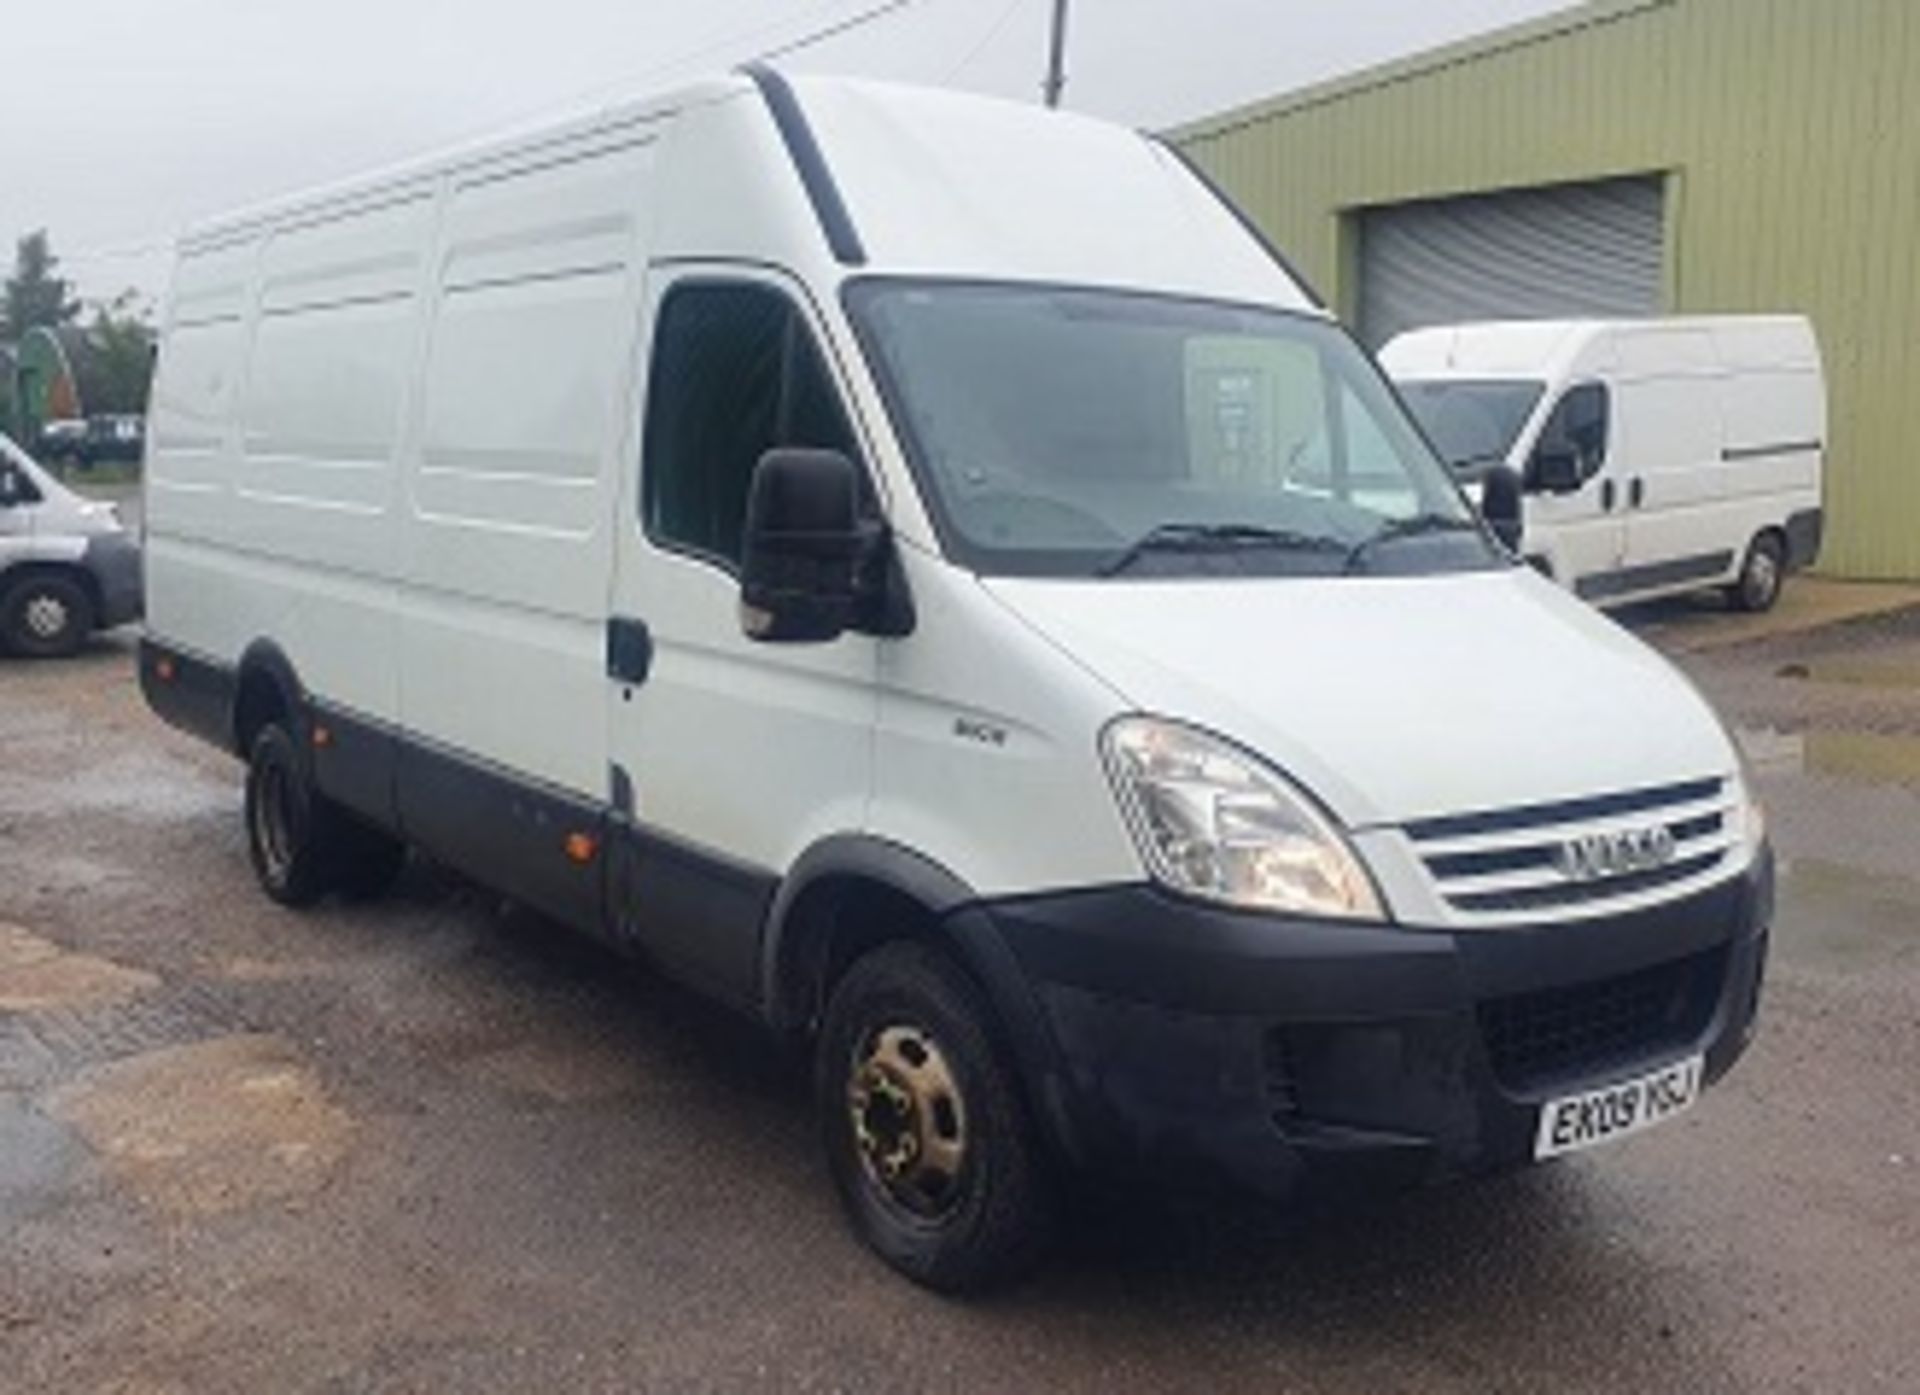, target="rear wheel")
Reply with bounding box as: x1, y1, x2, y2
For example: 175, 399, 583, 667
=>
1727, 532, 1785, 612
2, 572, 93, 658
245, 723, 405, 906
818, 941, 1057, 1293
